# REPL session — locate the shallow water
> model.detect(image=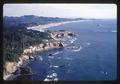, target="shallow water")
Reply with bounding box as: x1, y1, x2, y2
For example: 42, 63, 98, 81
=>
16, 19, 117, 80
